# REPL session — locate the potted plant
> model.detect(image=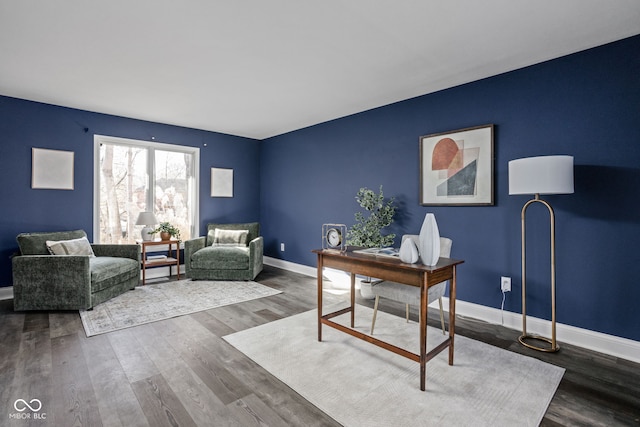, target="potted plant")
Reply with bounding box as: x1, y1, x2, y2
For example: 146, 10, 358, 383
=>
346, 185, 397, 298
150, 222, 181, 241
346, 185, 397, 248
